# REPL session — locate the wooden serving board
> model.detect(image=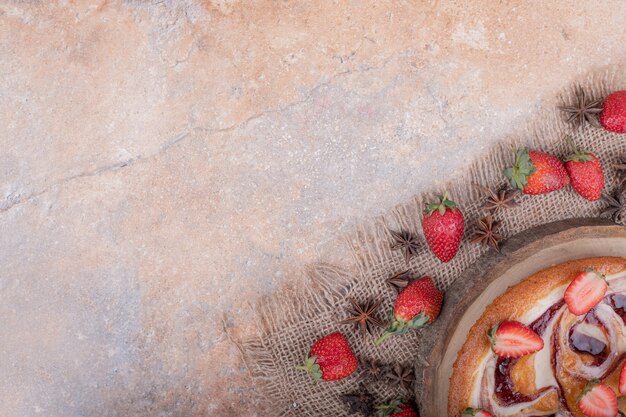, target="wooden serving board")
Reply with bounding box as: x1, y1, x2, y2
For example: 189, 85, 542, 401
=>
415, 218, 626, 417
